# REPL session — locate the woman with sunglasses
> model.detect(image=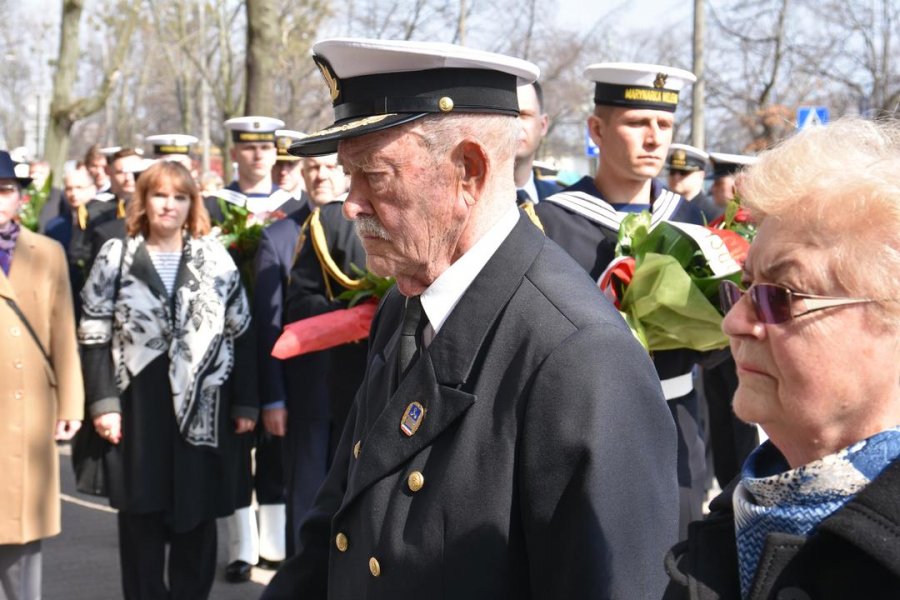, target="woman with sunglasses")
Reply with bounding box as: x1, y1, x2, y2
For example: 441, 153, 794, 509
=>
664, 117, 900, 599
78, 161, 257, 599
